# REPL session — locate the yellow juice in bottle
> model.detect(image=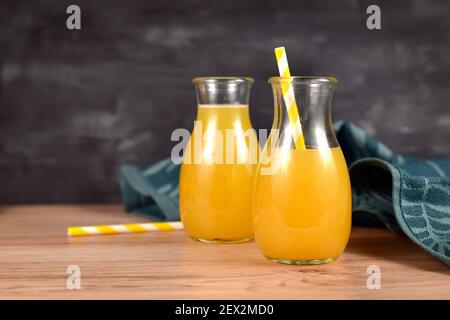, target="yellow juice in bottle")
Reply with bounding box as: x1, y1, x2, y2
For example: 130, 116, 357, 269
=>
254, 147, 351, 262
179, 104, 258, 243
